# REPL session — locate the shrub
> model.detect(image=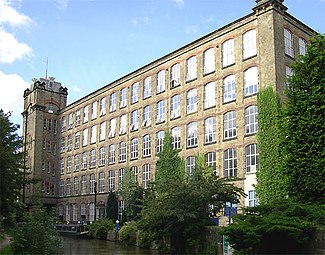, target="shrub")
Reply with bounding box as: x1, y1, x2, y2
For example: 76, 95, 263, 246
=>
88, 219, 115, 239
118, 221, 138, 245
